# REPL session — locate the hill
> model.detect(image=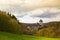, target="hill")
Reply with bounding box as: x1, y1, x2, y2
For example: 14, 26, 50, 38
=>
37, 21, 60, 38
0, 31, 60, 40
0, 10, 25, 34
